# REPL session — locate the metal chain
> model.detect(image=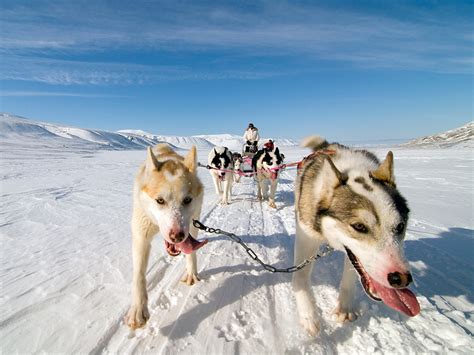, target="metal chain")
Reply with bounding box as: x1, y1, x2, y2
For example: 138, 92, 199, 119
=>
193, 219, 333, 273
